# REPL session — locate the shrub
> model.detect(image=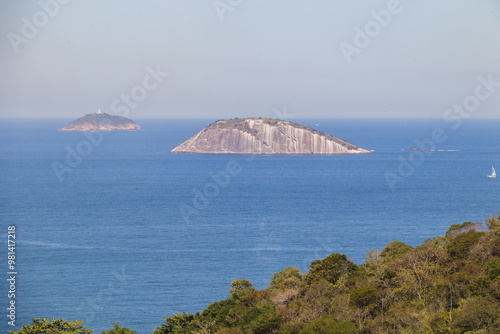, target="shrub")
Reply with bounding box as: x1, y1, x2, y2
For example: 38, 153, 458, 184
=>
270, 267, 302, 289
242, 305, 281, 334
299, 317, 358, 334
453, 297, 499, 333
306, 253, 357, 285
486, 214, 500, 232
349, 287, 378, 308
229, 279, 255, 297
380, 241, 413, 260
447, 230, 482, 259
452, 296, 498, 332
153, 313, 195, 334
485, 258, 500, 281
446, 222, 474, 238
9, 318, 93, 334
101, 322, 136, 334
